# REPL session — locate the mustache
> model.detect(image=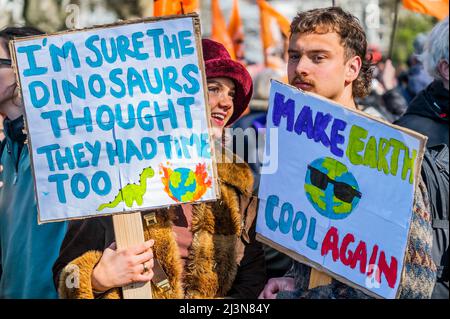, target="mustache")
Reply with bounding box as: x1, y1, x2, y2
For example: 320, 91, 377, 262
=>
291, 76, 315, 87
